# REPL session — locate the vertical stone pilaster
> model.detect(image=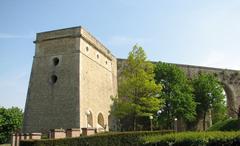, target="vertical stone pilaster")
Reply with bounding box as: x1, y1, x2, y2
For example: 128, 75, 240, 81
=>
11, 133, 16, 146
16, 133, 20, 146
